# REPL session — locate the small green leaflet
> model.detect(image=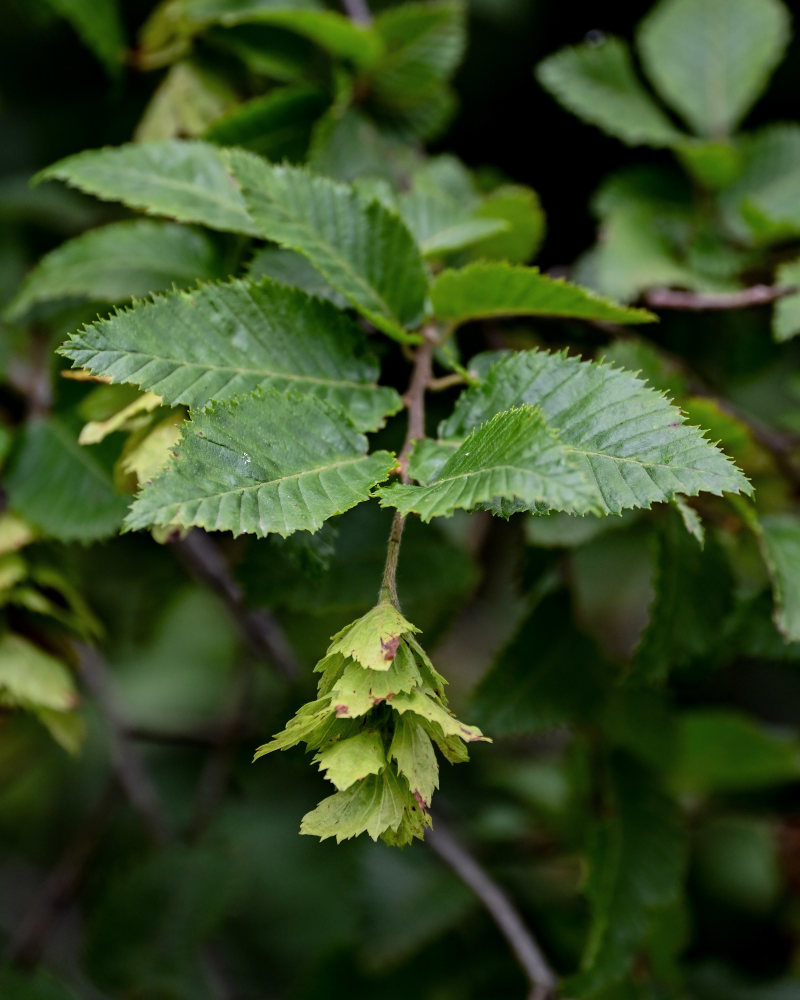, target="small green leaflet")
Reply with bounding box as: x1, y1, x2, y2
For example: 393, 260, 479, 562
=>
434, 350, 751, 515
125, 388, 396, 538
0, 633, 78, 712
313, 731, 386, 790
226, 149, 428, 341
300, 767, 408, 843
328, 600, 418, 671
637, 0, 789, 137
430, 261, 656, 328
758, 514, 800, 642
379, 406, 599, 521
537, 35, 686, 148
37, 140, 259, 236
5, 419, 129, 543
7, 220, 225, 322
60, 277, 402, 432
